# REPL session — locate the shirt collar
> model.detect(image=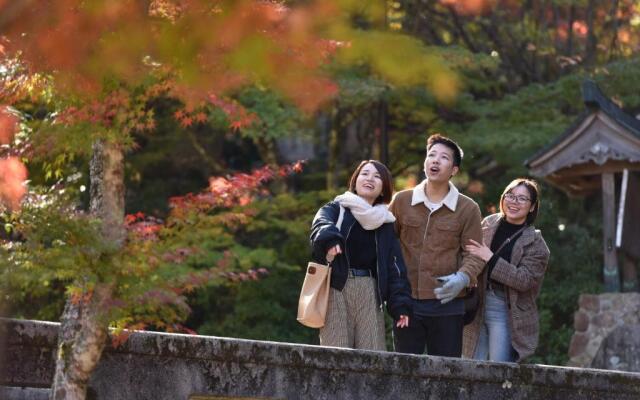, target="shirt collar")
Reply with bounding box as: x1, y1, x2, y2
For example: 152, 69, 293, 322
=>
411, 179, 459, 211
